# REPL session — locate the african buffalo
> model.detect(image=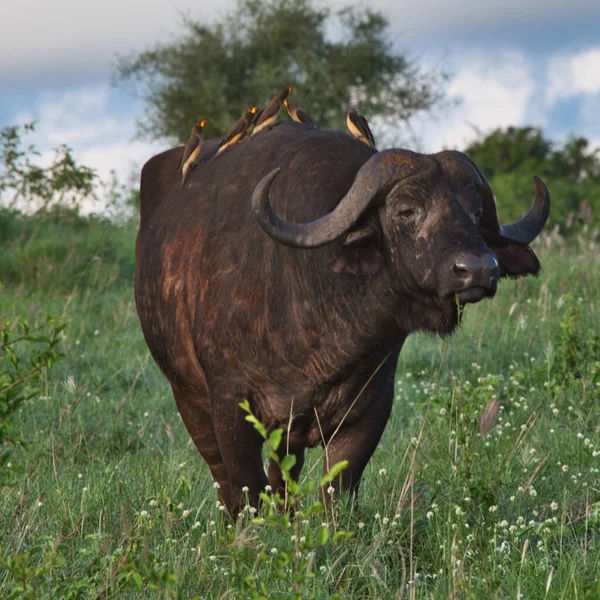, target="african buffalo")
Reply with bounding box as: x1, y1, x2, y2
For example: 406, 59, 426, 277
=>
135, 122, 550, 516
